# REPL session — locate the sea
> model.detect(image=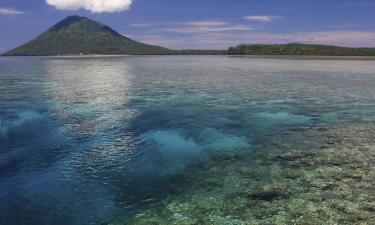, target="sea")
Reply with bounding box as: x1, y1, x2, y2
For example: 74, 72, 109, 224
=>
1, 56, 374, 225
